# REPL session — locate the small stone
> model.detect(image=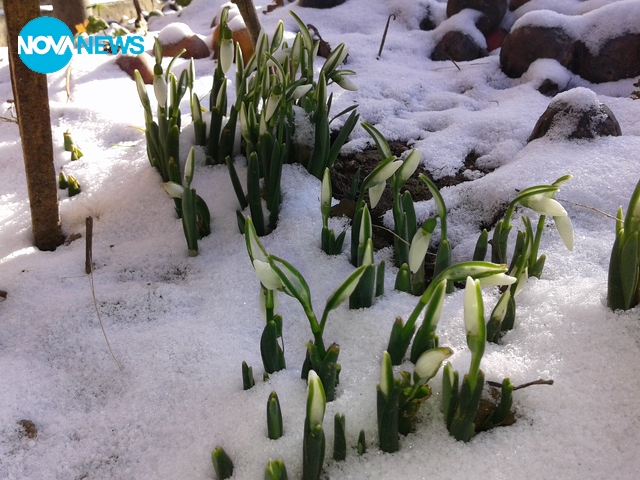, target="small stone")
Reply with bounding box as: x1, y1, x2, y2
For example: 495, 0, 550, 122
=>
528, 88, 622, 141
115, 53, 154, 84
431, 30, 487, 62
18, 419, 37, 439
